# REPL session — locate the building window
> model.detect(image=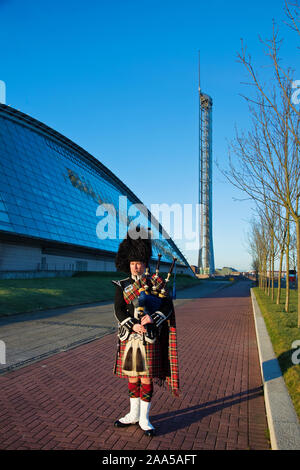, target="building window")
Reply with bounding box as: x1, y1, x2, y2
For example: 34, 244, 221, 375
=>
75, 260, 88, 271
